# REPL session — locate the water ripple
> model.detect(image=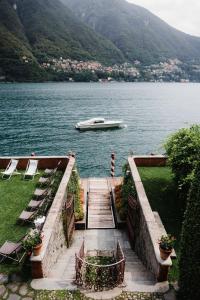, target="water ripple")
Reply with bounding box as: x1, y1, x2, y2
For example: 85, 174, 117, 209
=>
0, 82, 200, 177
